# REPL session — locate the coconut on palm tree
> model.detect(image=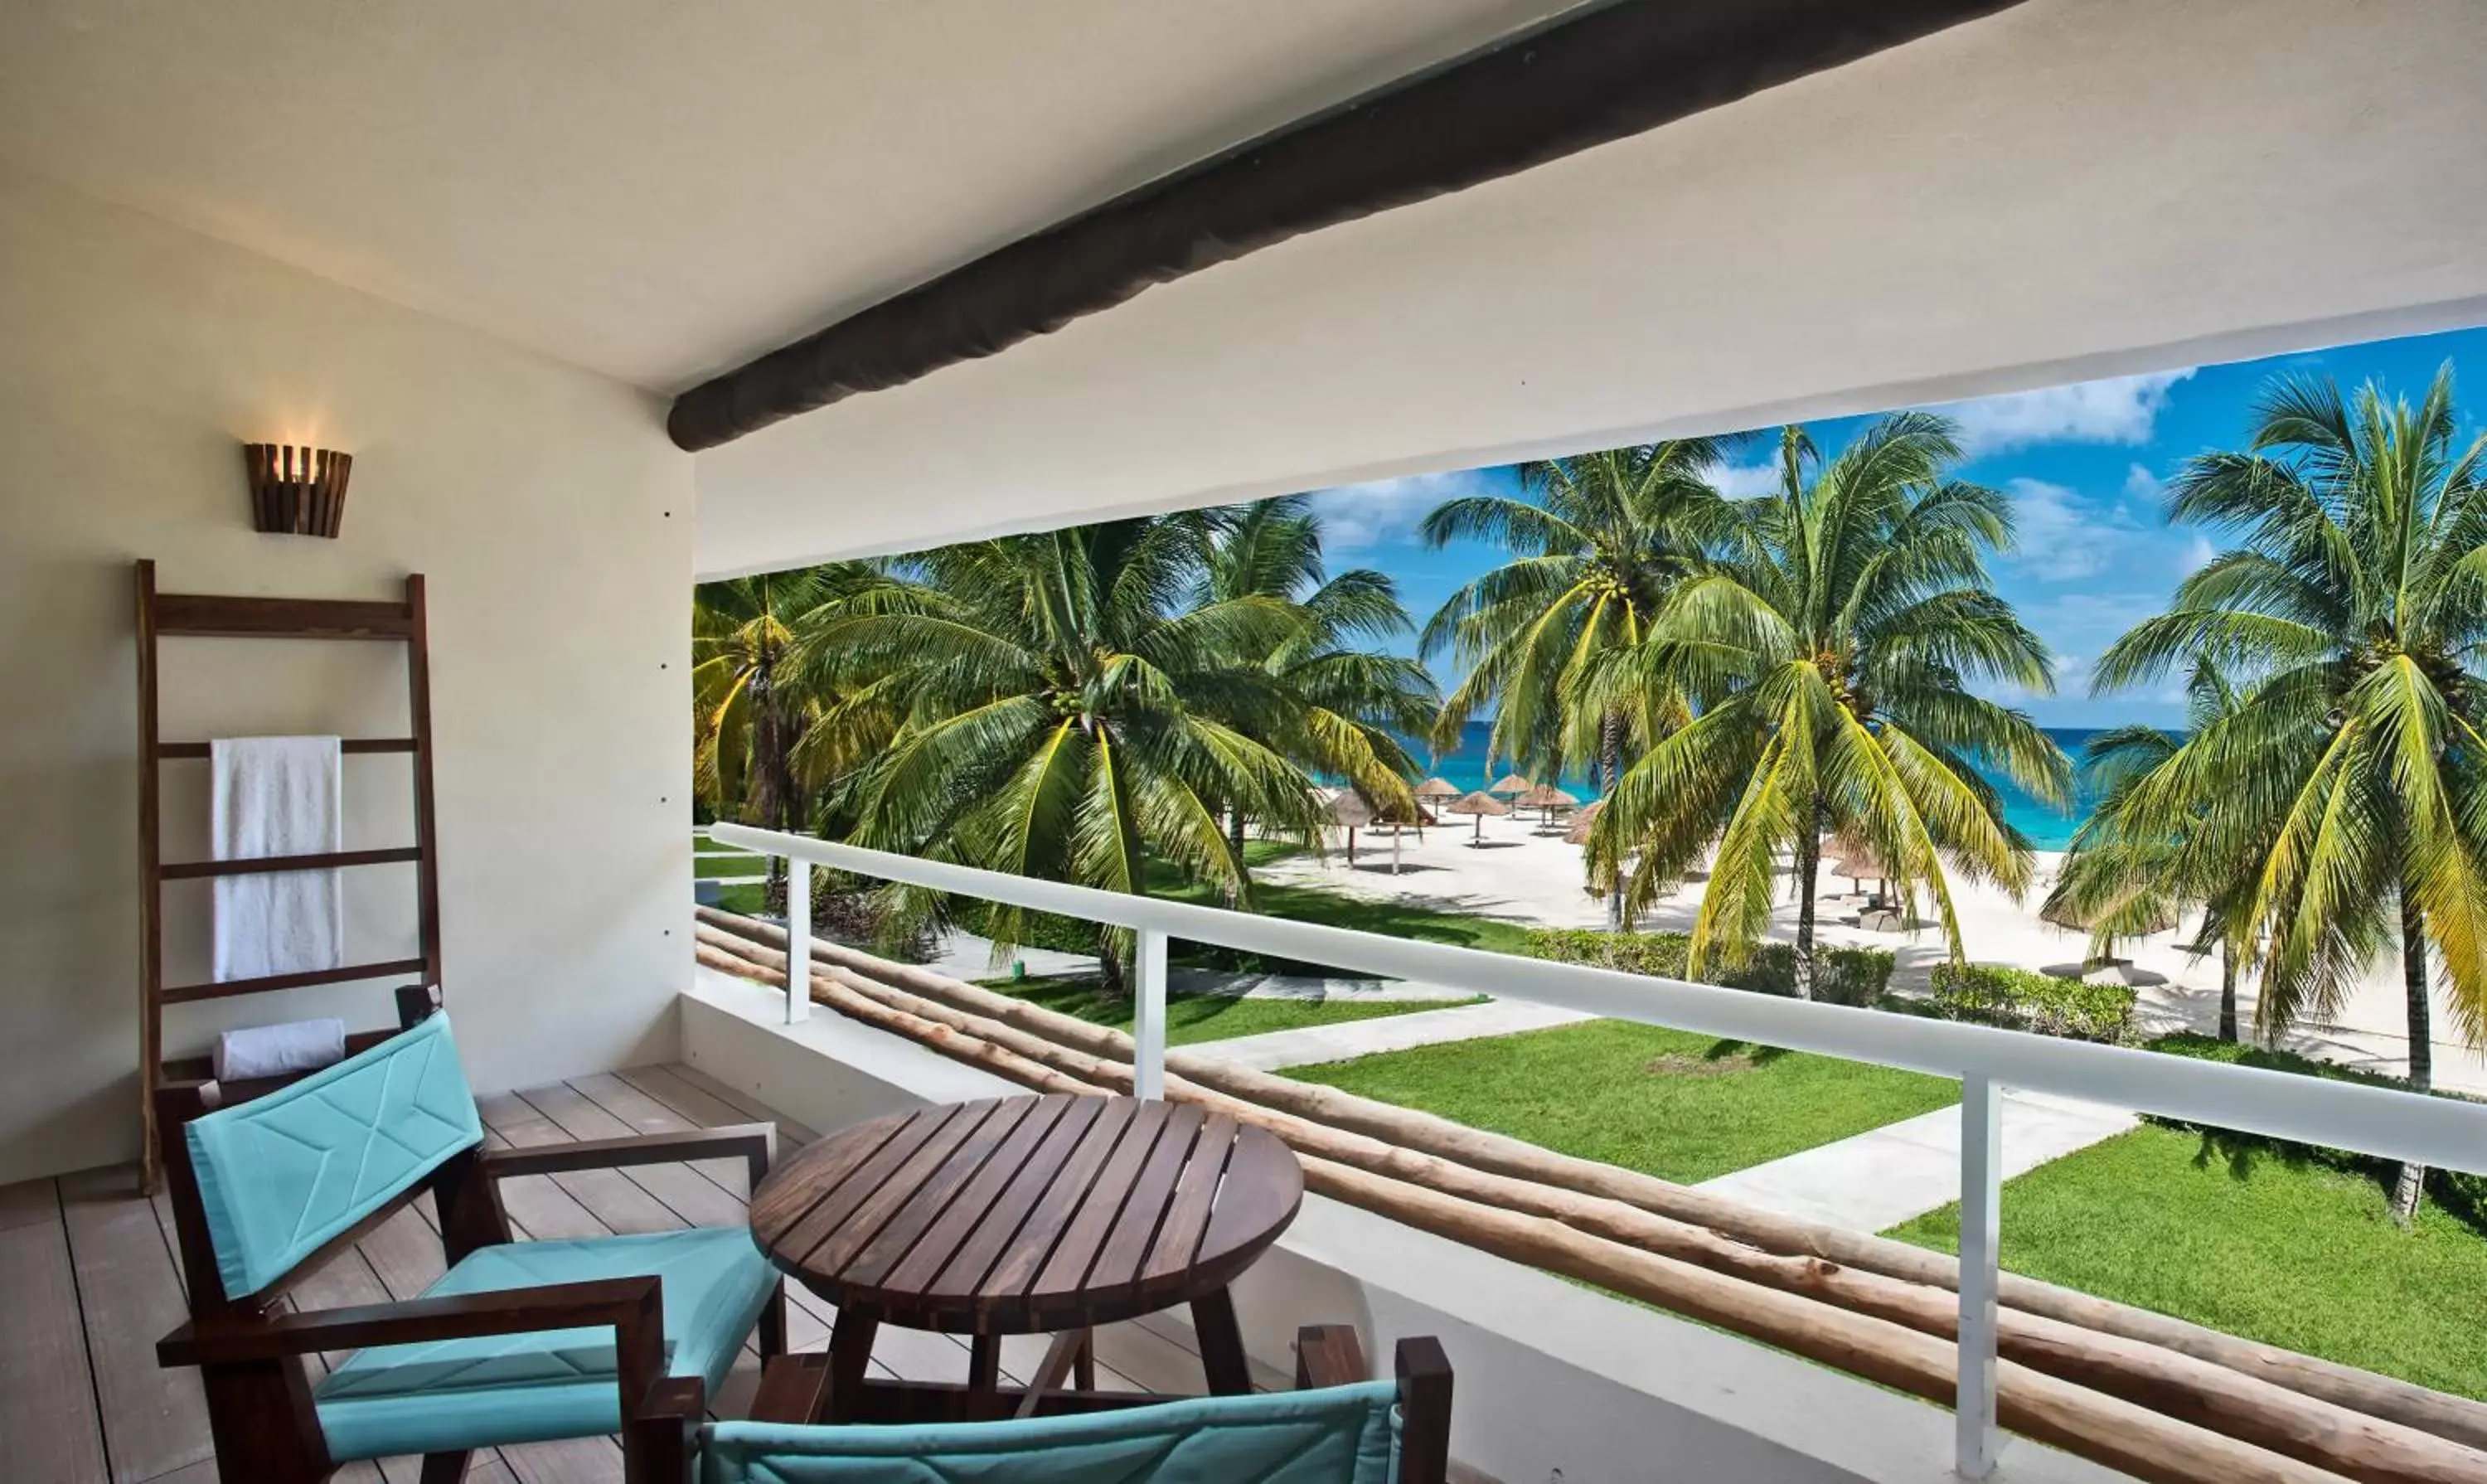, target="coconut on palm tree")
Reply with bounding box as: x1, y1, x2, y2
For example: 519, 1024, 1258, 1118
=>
2091, 366, 2487, 1221
1588, 415, 2071, 997
1420, 441, 1743, 923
